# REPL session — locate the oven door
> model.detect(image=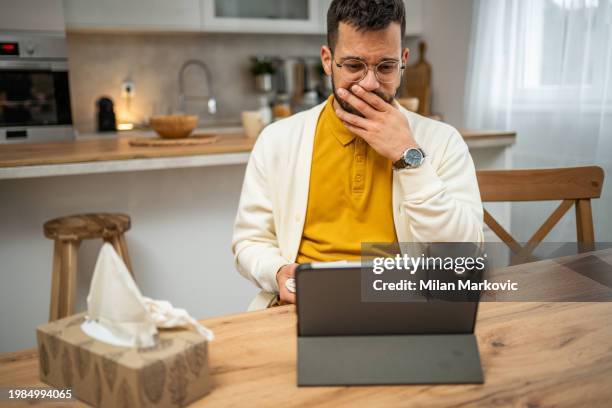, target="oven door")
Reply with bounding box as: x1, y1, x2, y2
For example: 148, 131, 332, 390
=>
0, 60, 74, 143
